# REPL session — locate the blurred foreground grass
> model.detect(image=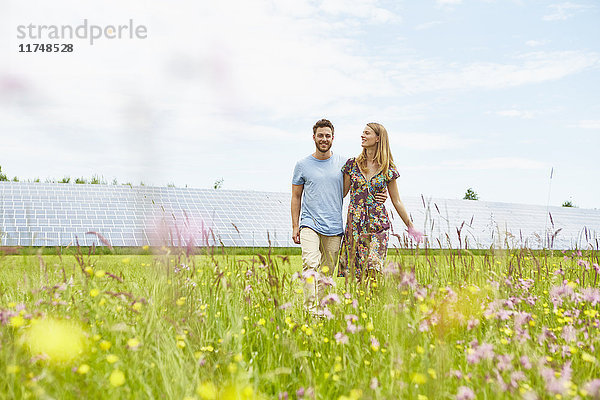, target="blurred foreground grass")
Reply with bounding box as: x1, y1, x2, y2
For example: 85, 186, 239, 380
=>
0, 250, 599, 399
